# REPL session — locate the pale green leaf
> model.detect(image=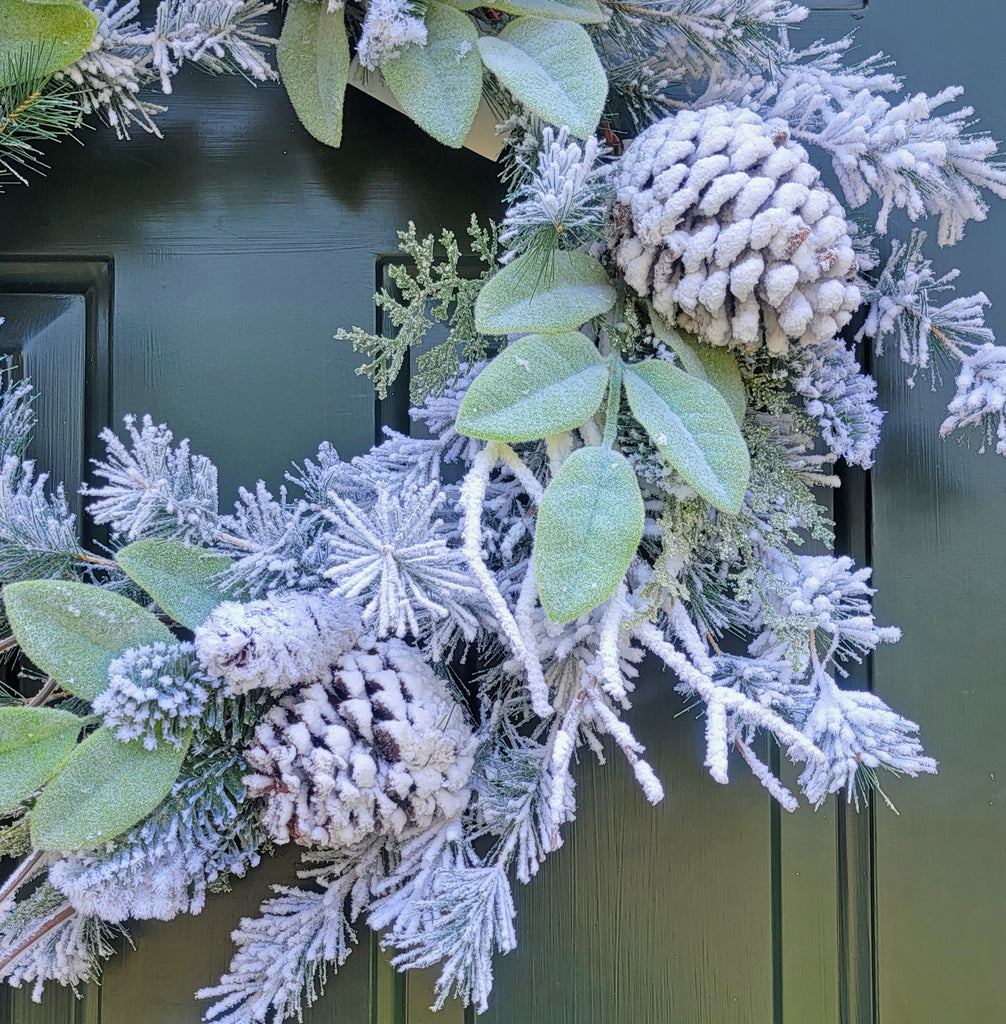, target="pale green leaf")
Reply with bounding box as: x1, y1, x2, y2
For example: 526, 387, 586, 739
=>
456, 332, 607, 441
0, 0, 98, 86
649, 310, 746, 425
535, 446, 643, 624
3, 581, 174, 701
382, 2, 482, 148
30, 727, 188, 850
622, 360, 750, 514
487, 0, 605, 24
475, 250, 615, 335
0, 707, 83, 813
477, 17, 607, 139
116, 540, 235, 629
277, 0, 350, 148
